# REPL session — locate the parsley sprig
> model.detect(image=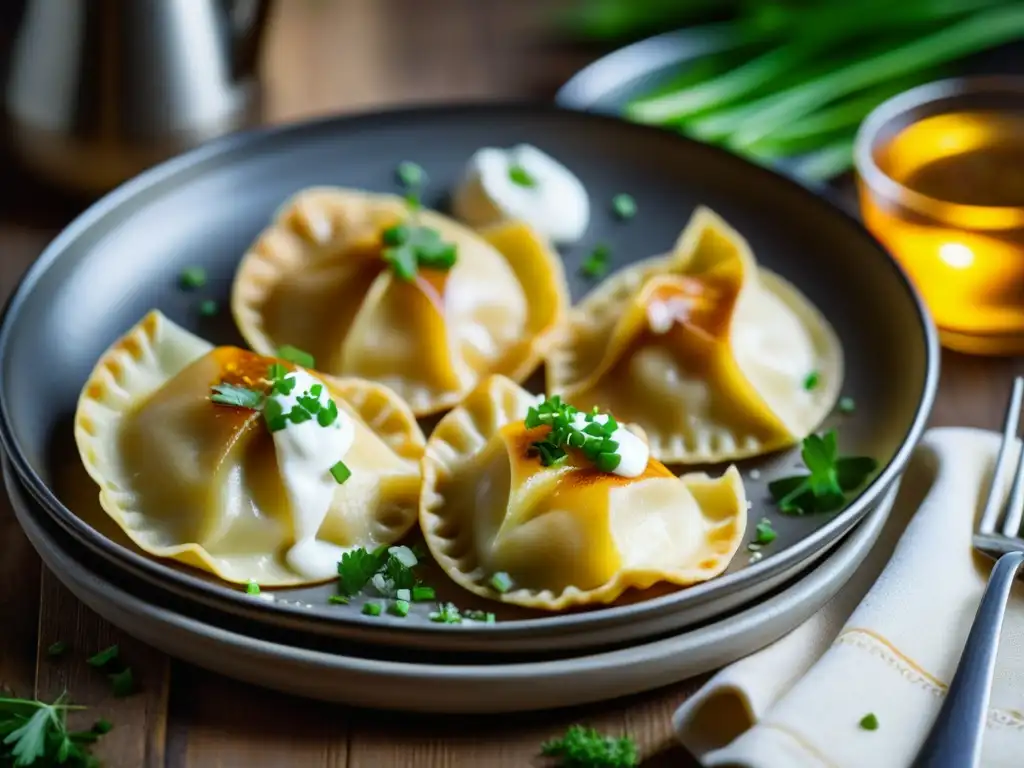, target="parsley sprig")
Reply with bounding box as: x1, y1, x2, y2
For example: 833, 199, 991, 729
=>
381, 223, 458, 281
541, 725, 639, 767
526, 397, 622, 473
768, 430, 877, 515
0, 693, 111, 768
336, 545, 429, 605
